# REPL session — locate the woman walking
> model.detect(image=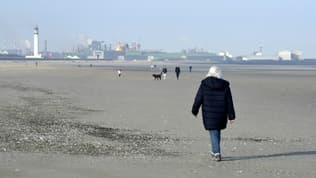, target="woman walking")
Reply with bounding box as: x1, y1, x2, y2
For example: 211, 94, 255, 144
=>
175, 65, 181, 80
191, 66, 235, 161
